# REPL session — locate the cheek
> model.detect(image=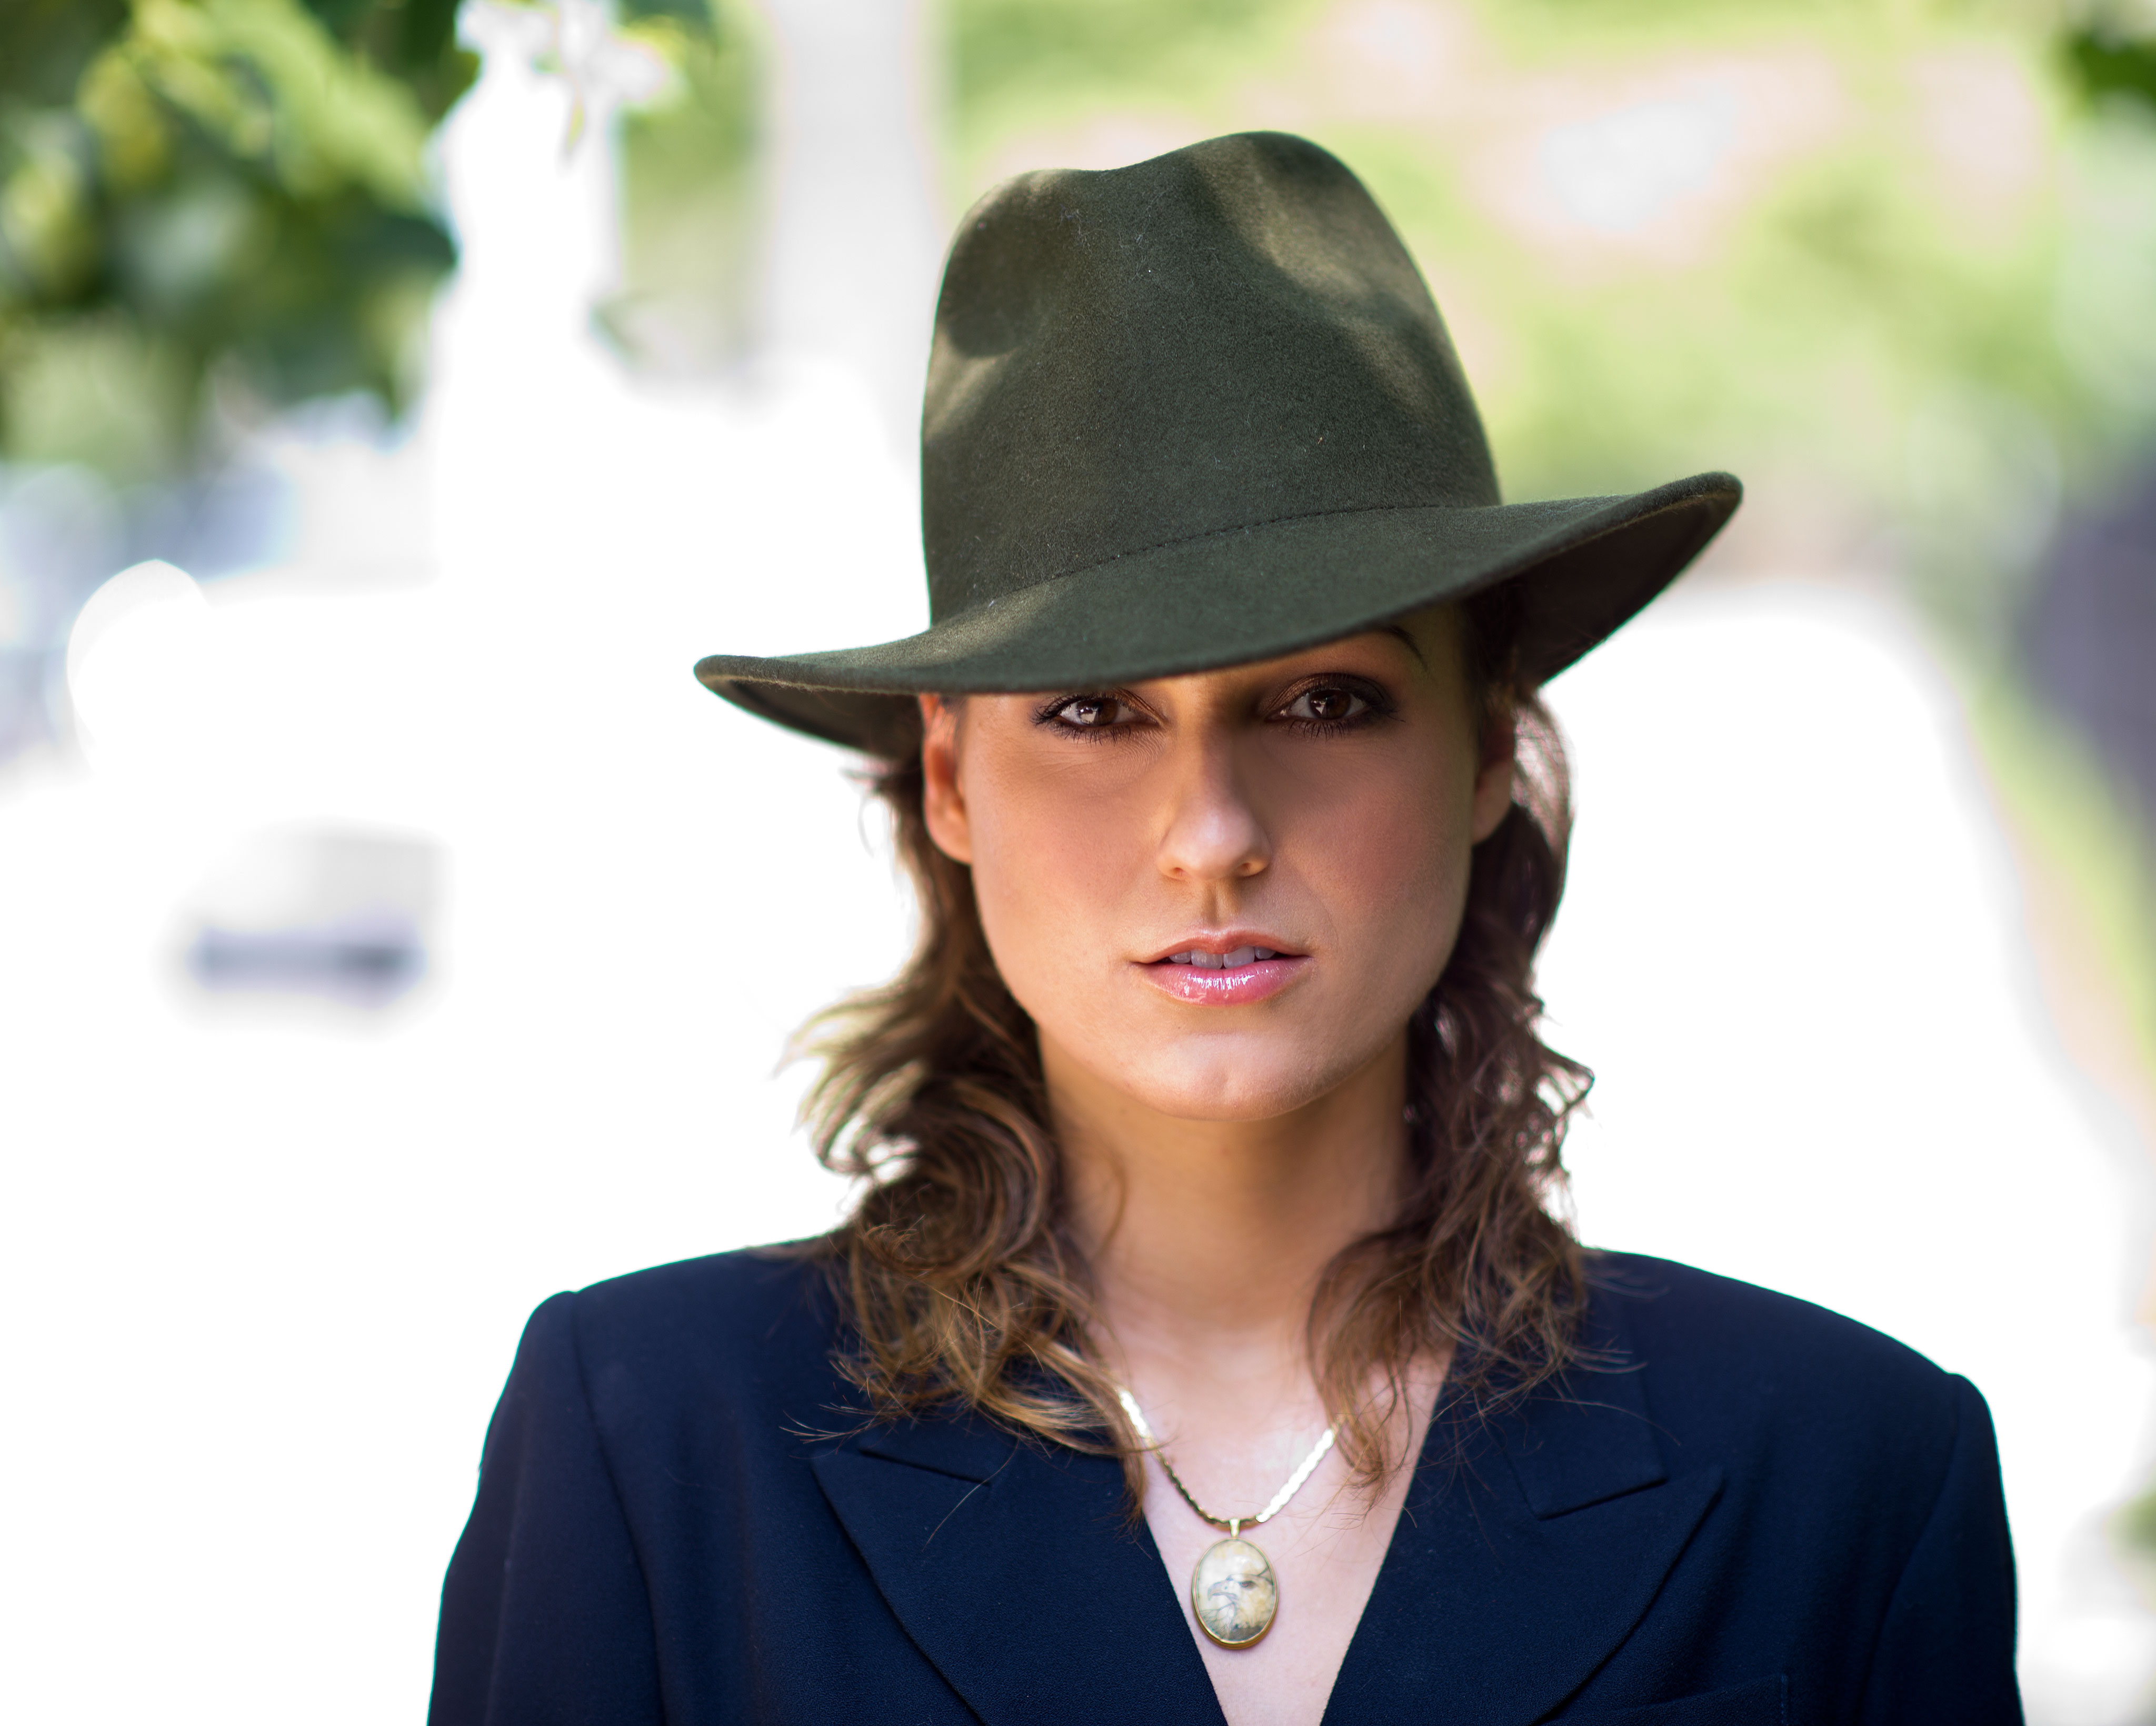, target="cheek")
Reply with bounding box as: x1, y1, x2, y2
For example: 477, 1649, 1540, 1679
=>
1284, 753, 1477, 978
962, 760, 1139, 987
